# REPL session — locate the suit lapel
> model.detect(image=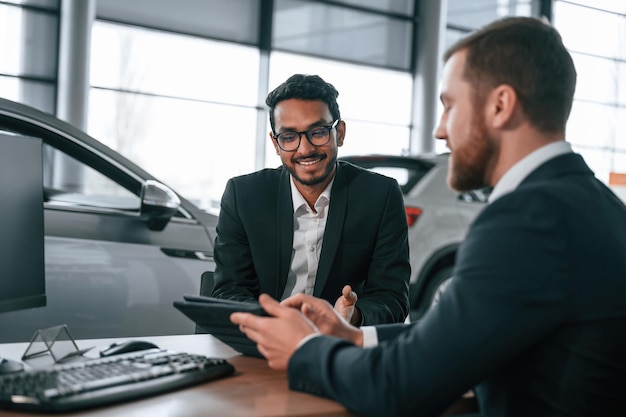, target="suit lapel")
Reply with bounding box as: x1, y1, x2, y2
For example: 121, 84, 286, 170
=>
276, 170, 294, 298
313, 165, 347, 297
